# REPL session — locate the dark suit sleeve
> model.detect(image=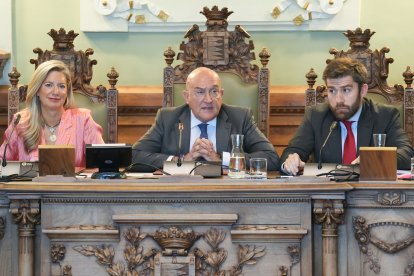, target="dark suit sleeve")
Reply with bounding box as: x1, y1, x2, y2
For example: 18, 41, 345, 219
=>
240, 109, 280, 171
280, 107, 316, 167
381, 107, 414, 169
131, 109, 171, 171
